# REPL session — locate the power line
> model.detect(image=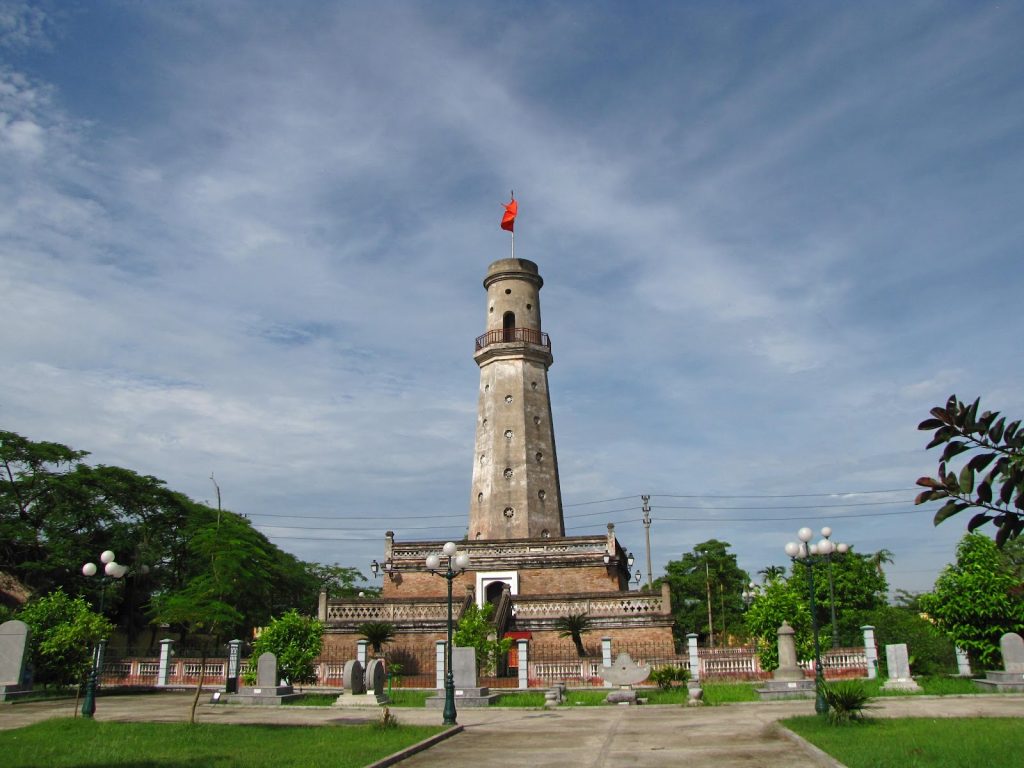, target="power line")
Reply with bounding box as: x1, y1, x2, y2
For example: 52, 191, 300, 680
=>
651, 499, 914, 511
